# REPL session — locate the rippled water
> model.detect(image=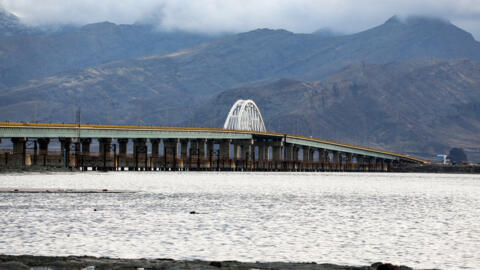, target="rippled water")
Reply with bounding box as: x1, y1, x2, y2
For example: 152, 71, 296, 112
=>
0, 172, 479, 269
